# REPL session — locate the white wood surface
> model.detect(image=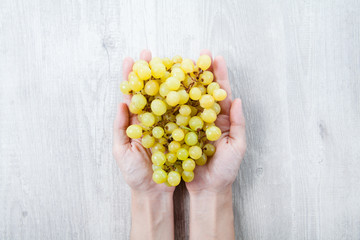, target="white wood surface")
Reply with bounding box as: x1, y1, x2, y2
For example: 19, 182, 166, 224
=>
1, 0, 360, 239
